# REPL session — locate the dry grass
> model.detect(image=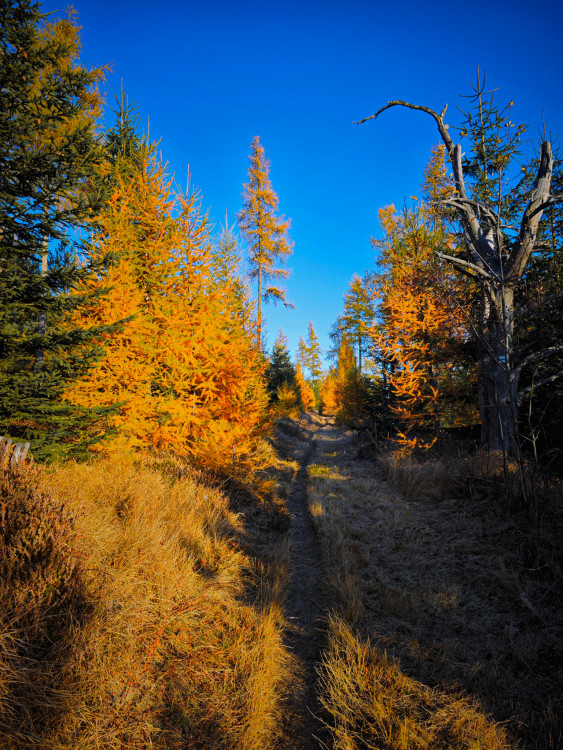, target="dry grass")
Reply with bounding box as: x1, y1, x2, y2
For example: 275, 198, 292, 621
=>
379, 451, 460, 502
307, 423, 562, 750
319, 616, 512, 750
0, 453, 293, 749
